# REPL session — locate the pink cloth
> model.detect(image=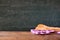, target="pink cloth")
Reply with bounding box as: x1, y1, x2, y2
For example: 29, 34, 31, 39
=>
31, 29, 55, 34
57, 32, 60, 34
